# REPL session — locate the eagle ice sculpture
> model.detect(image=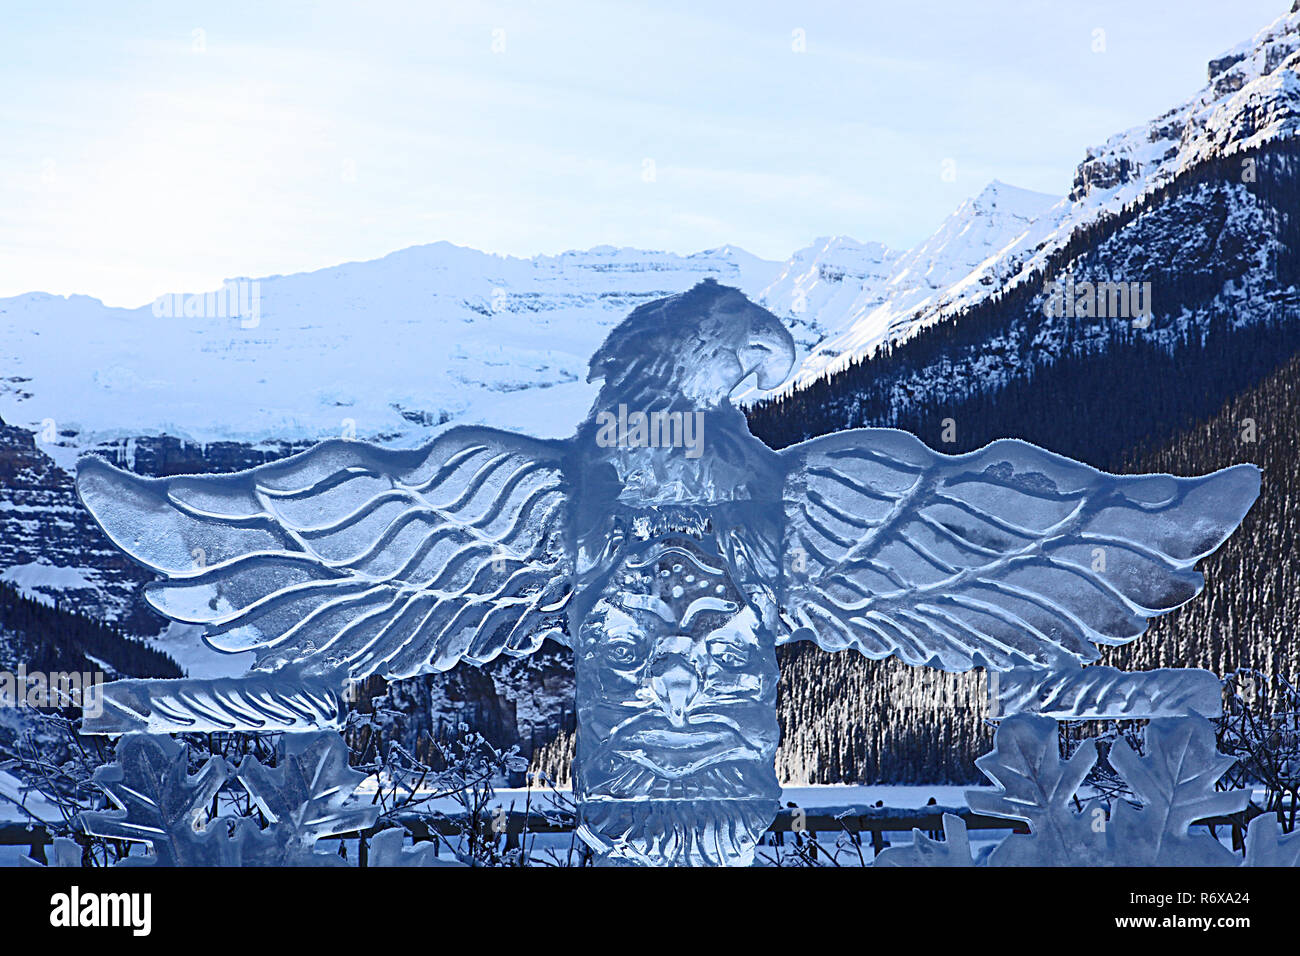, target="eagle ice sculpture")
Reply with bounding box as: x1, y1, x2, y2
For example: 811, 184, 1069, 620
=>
77, 280, 1260, 866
